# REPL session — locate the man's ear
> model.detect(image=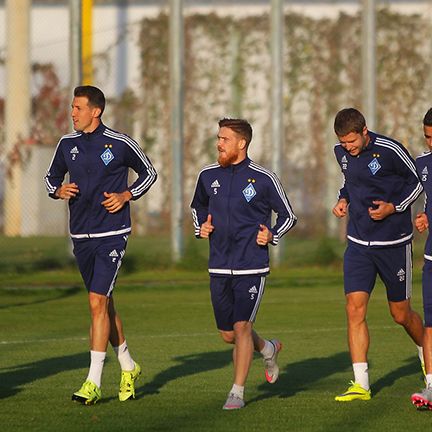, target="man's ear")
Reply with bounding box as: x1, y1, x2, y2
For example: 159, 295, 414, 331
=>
93, 107, 102, 118
239, 138, 247, 150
